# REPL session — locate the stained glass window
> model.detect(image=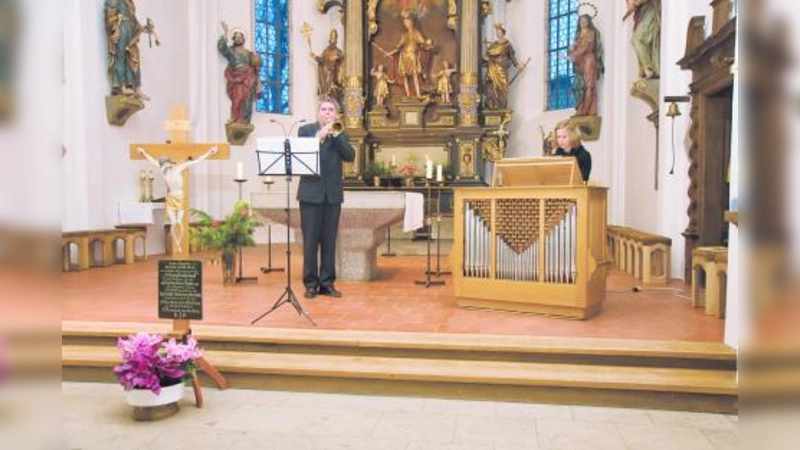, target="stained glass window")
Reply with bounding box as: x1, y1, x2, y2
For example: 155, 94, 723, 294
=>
254, 0, 290, 114
547, 0, 578, 110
